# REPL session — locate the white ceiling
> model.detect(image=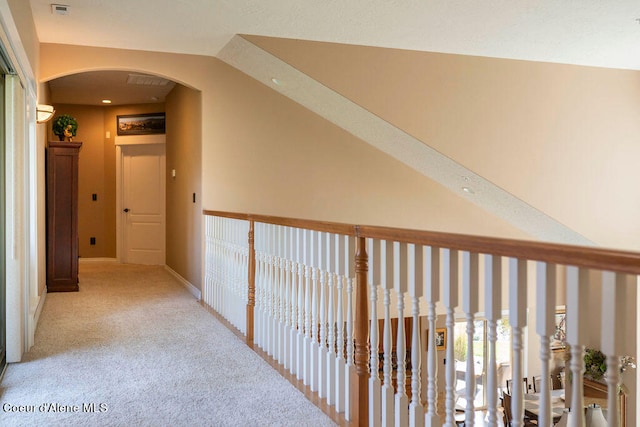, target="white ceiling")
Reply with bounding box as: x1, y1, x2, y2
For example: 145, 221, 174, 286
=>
31, 0, 640, 104
48, 71, 176, 105
29, 0, 640, 70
